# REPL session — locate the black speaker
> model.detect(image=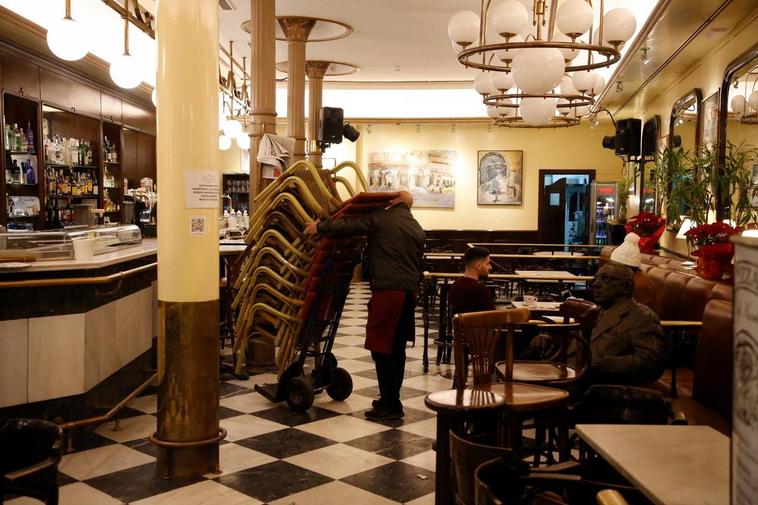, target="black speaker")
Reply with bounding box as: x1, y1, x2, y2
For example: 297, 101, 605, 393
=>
319, 106, 343, 145
614, 118, 641, 157
641, 117, 658, 156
